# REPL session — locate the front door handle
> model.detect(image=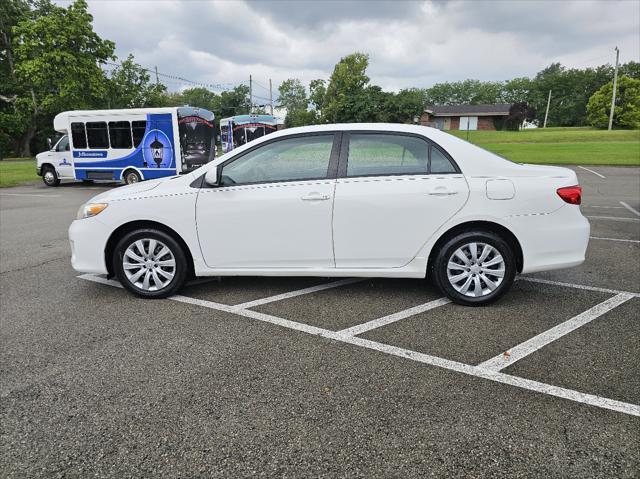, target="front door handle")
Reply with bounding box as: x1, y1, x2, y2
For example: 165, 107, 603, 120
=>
301, 193, 331, 201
